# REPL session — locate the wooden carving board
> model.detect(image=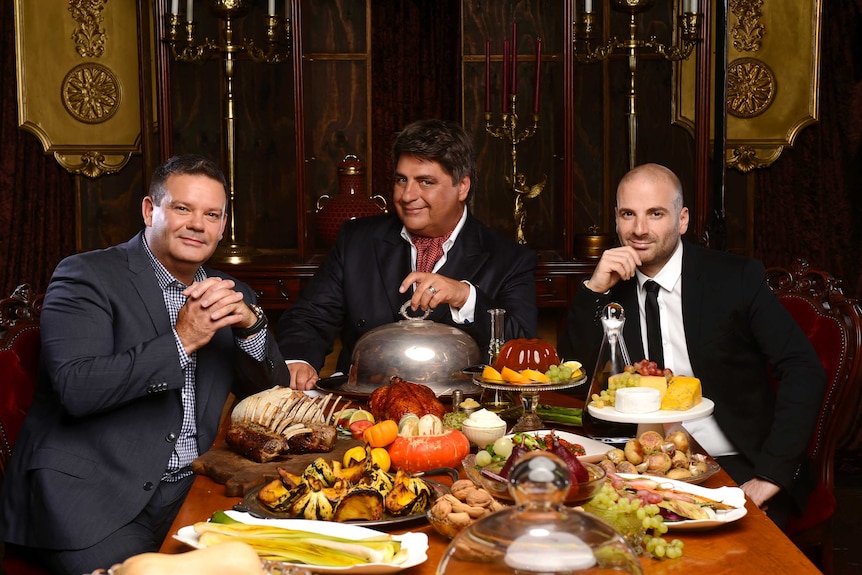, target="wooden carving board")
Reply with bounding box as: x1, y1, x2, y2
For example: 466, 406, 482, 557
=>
192, 436, 363, 497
